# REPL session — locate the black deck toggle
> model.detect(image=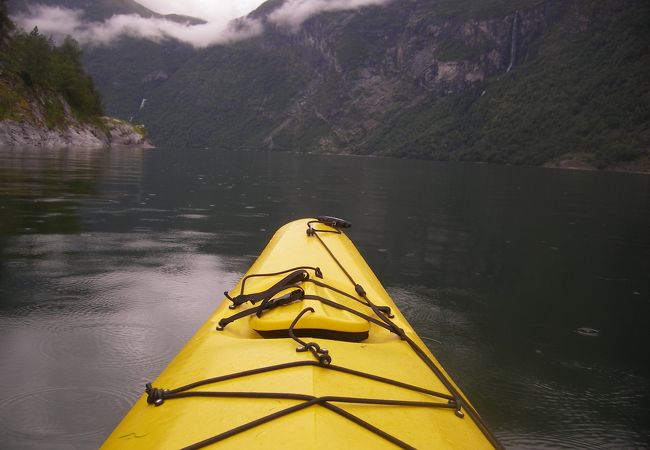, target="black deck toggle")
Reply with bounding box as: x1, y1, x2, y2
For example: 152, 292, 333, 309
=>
145, 383, 167, 407
315, 216, 352, 229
